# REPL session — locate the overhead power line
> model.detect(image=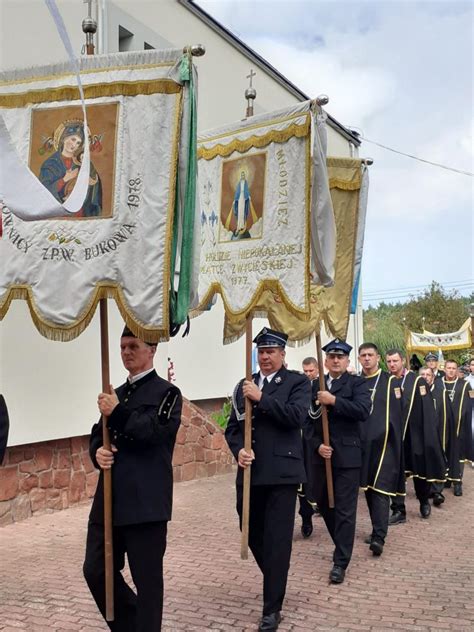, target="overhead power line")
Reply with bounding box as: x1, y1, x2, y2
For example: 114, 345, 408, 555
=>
363, 284, 474, 299
360, 137, 474, 177
363, 279, 474, 297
